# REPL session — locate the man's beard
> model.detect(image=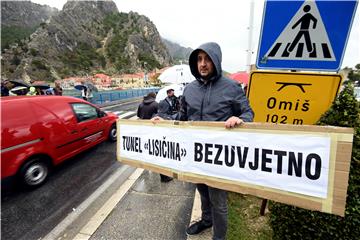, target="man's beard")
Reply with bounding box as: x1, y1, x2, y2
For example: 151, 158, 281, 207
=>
200, 70, 216, 81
